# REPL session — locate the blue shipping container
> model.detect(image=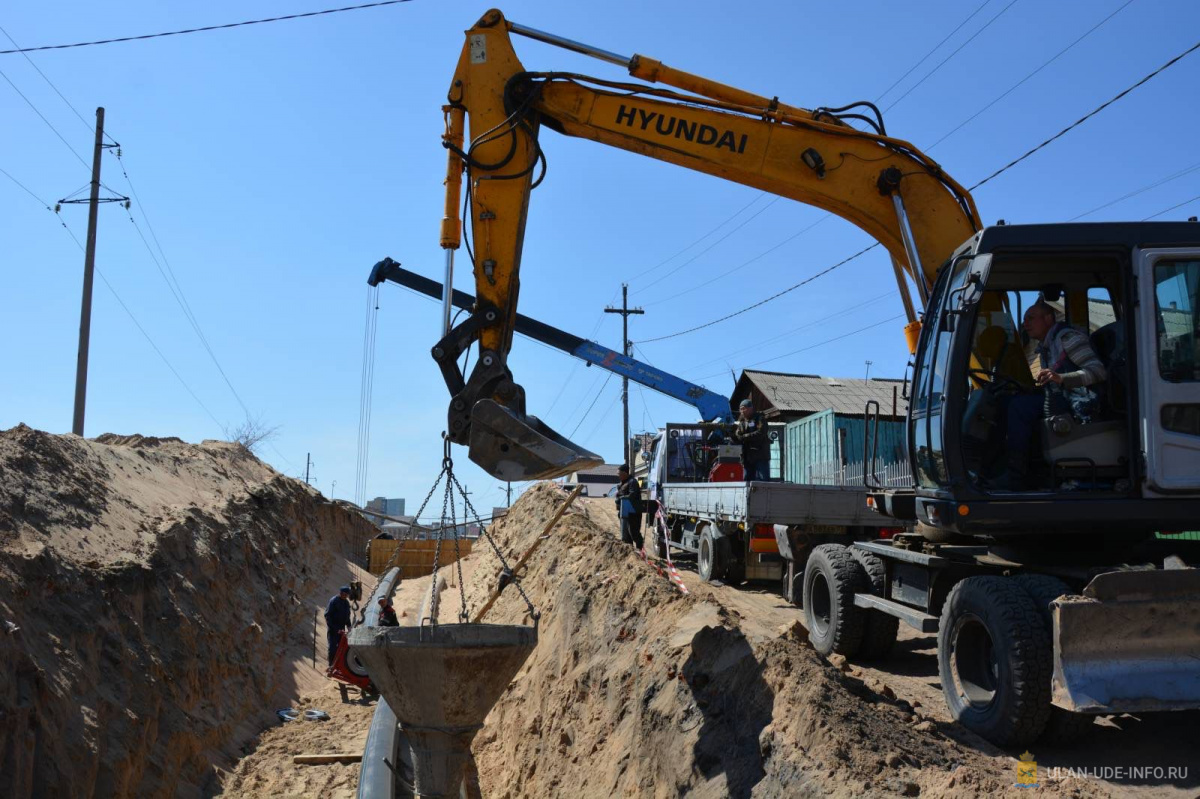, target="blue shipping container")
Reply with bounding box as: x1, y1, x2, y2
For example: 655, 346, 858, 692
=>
784, 409, 907, 484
